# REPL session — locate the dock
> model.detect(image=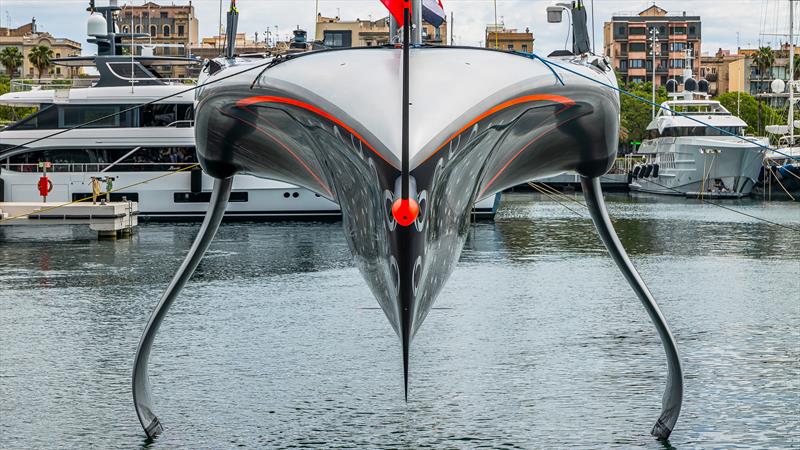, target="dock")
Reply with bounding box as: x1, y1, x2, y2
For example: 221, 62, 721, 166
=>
0, 201, 139, 239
